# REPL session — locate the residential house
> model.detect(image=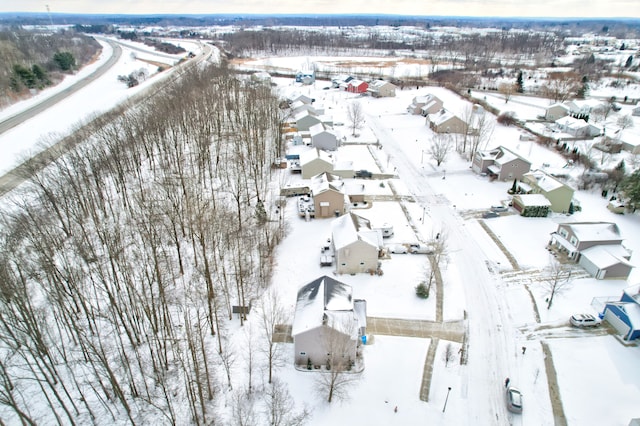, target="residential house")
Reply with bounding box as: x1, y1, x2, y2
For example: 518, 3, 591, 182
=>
612, 130, 640, 155
564, 99, 606, 118
332, 74, 353, 88
511, 194, 551, 217
295, 69, 315, 85
294, 110, 322, 132
291, 275, 366, 367
331, 159, 355, 179
344, 79, 369, 94
309, 173, 348, 218
406, 93, 443, 115
250, 71, 271, 84
548, 222, 633, 278
603, 284, 640, 341
291, 101, 323, 116
555, 116, 602, 138
367, 80, 396, 97
632, 104, 640, 117
287, 92, 313, 105
309, 123, 339, 151
520, 169, 575, 213
300, 148, 333, 179
471, 146, 532, 181
332, 212, 381, 274
544, 103, 570, 121
427, 109, 467, 134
